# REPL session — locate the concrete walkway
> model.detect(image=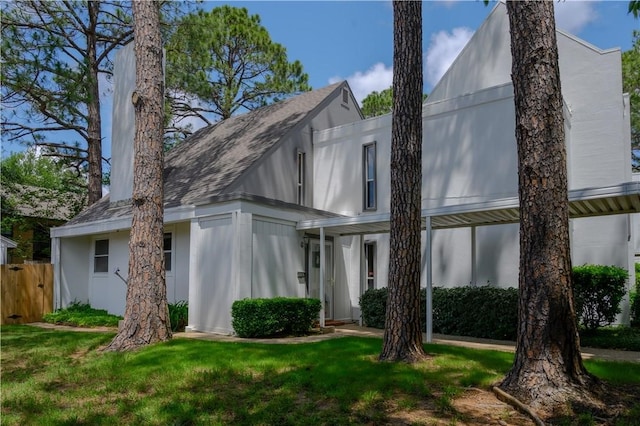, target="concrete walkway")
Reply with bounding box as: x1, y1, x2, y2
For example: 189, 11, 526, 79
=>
28, 322, 640, 363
